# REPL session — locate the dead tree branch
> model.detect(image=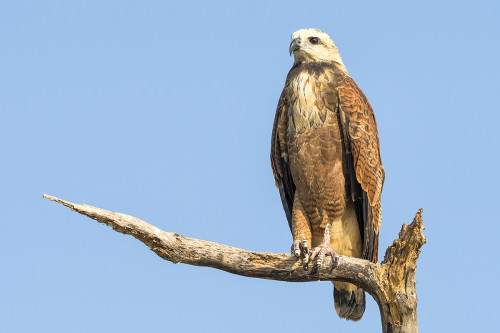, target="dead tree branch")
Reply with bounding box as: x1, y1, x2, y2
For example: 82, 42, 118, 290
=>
44, 194, 425, 333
